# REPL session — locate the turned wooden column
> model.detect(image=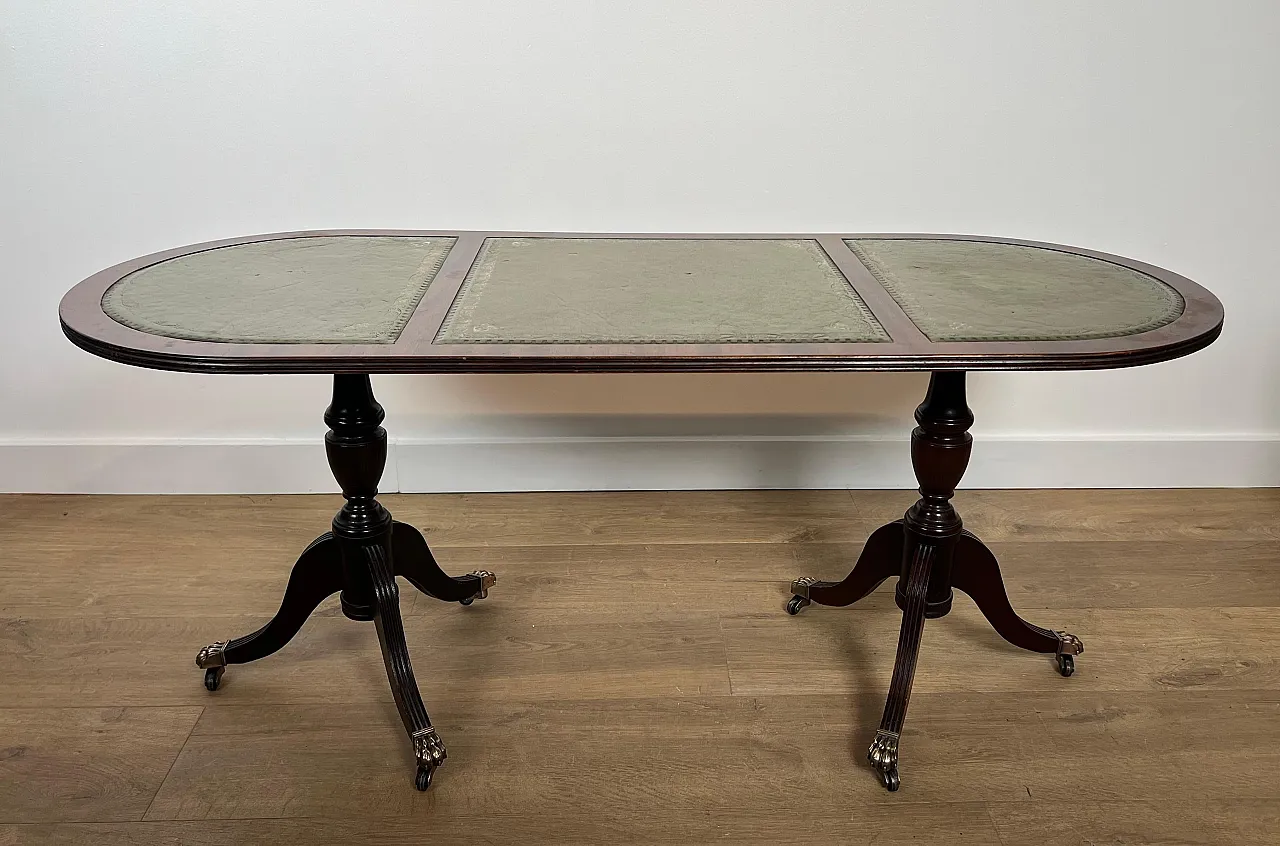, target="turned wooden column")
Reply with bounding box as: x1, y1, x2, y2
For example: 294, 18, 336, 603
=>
869, 371, 974, 790
324, 373, 393, 622
896, 370, 974, 619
